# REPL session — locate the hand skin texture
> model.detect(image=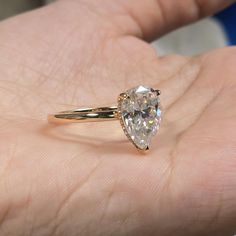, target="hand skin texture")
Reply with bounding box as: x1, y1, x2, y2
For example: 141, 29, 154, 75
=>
0, 0, 236, 235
